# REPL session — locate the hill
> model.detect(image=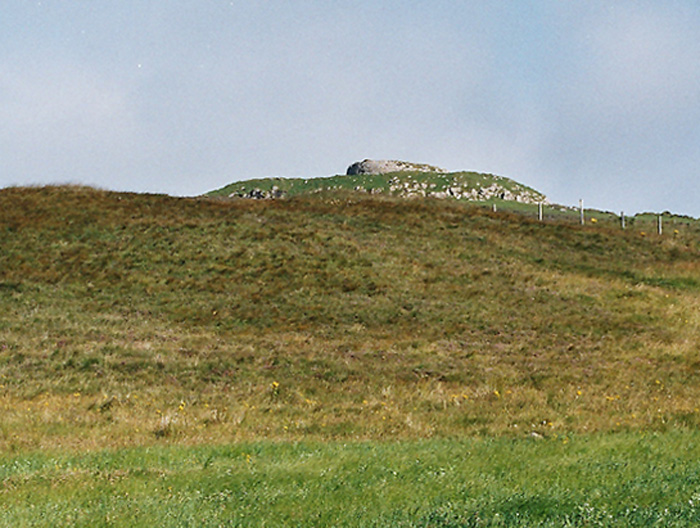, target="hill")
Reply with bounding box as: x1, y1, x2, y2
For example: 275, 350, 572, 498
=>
1, 185, 700, 450
207, 160, 547, 204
